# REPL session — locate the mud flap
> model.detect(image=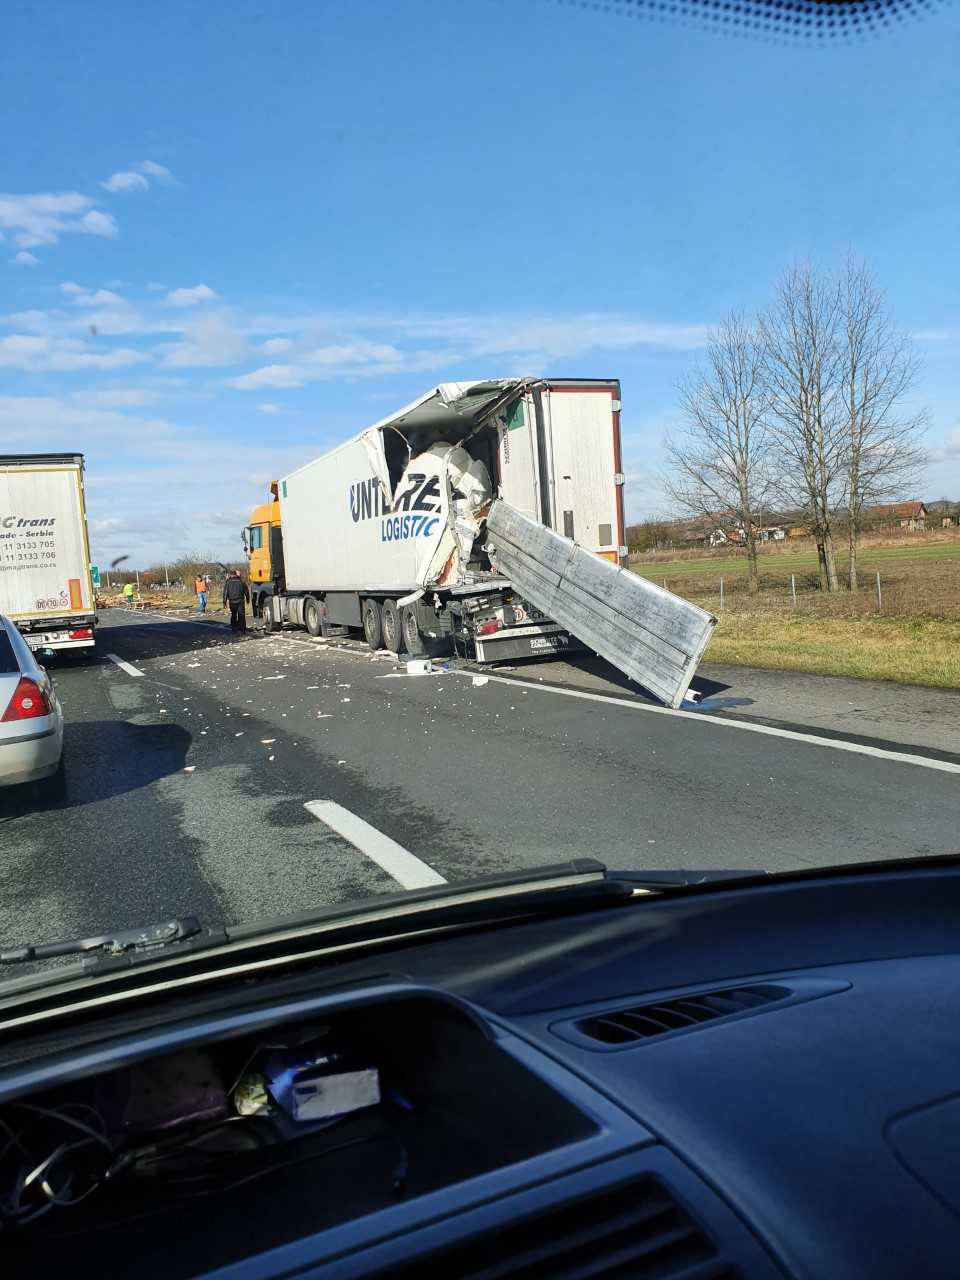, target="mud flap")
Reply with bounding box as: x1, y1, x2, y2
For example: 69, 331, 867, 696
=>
485, 501, 717, 708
